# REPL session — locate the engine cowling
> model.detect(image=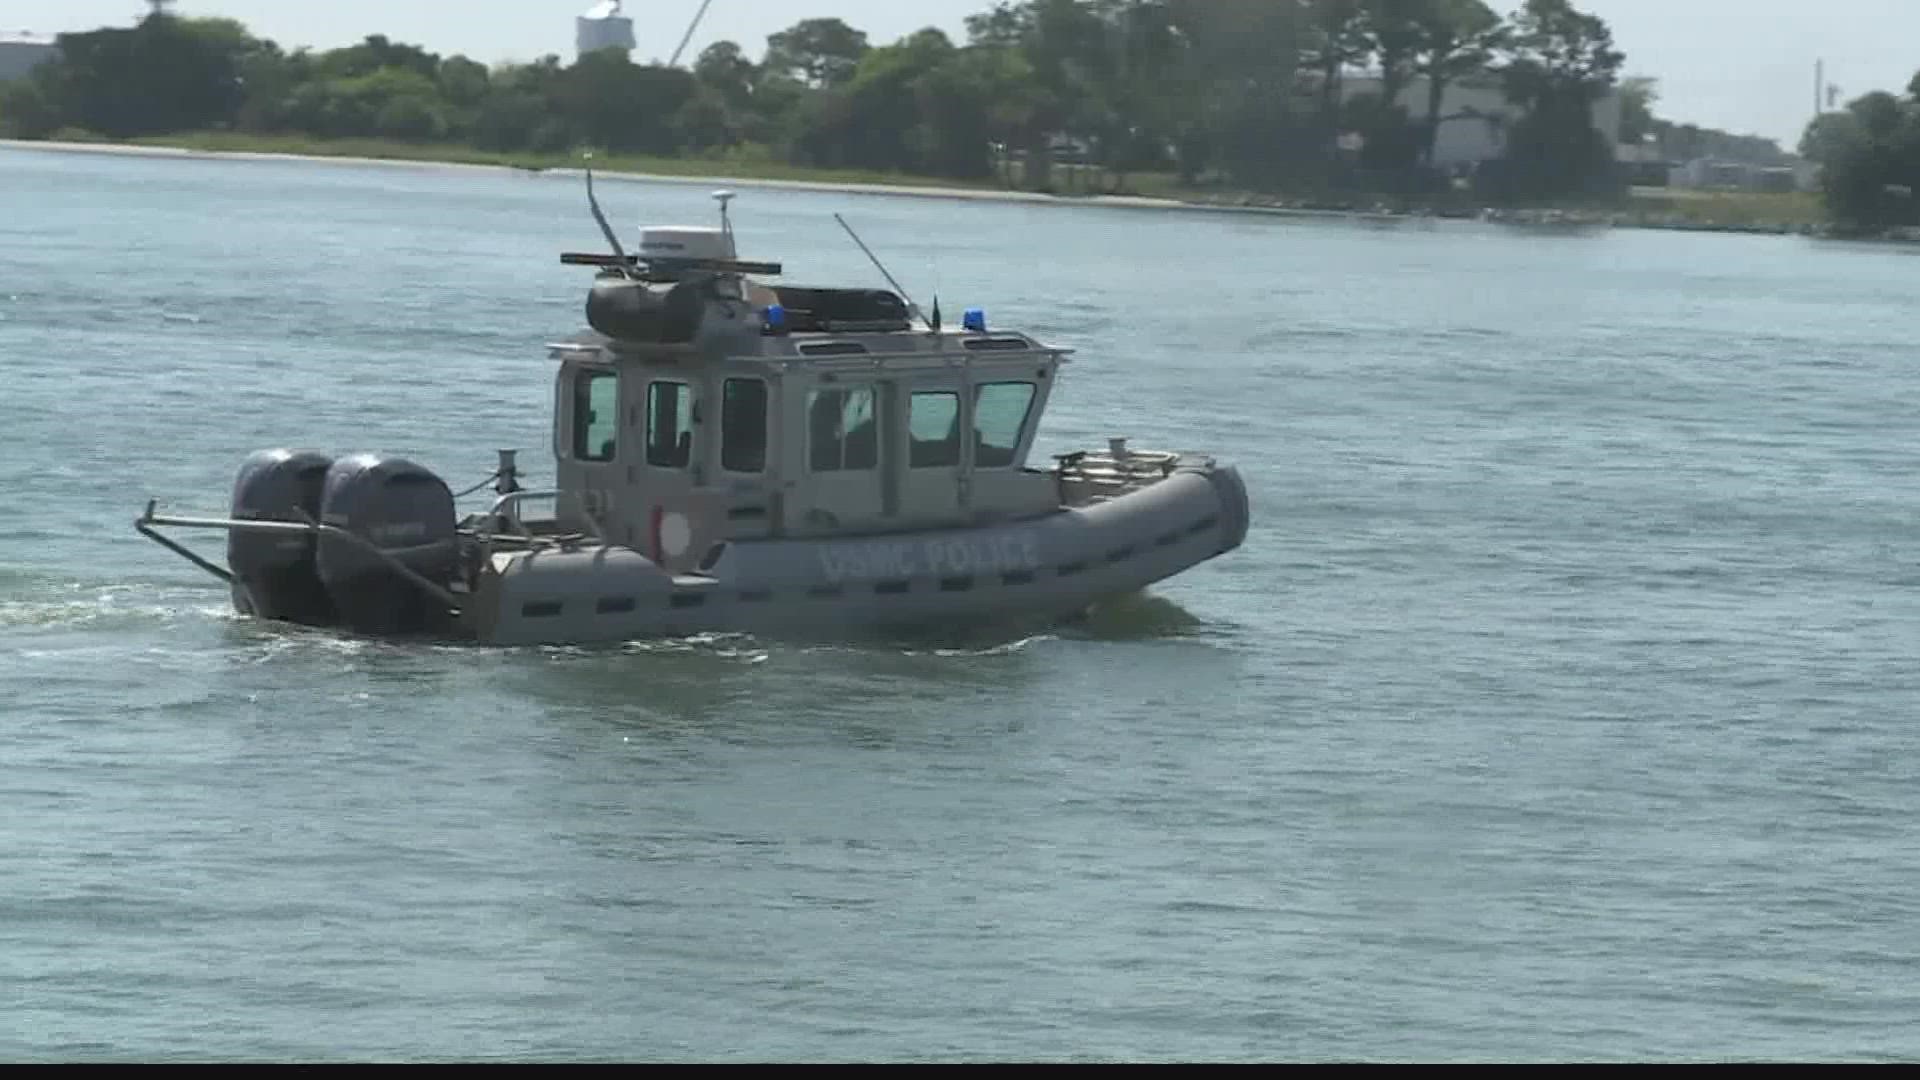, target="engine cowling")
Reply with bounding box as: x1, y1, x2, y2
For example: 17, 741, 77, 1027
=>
315, 453, 459, 636
227, 448, 336, 625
